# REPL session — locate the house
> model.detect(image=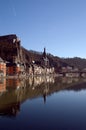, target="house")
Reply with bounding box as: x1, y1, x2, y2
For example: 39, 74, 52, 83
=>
6, 63, 21, 75
62, 65, 73, 72
0, 57, 6, 77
